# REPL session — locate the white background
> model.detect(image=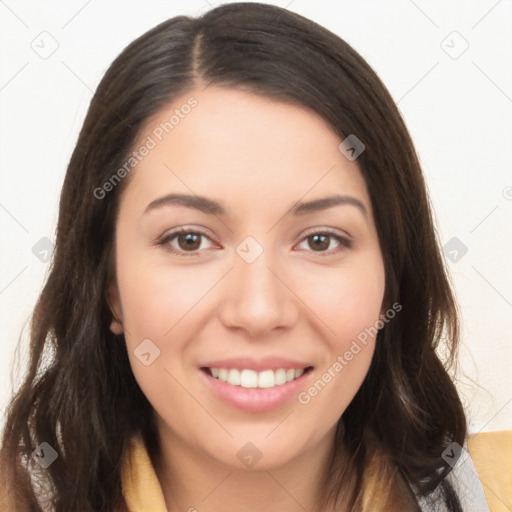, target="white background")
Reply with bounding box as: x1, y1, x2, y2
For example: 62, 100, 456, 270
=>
1, 0, 511, 434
